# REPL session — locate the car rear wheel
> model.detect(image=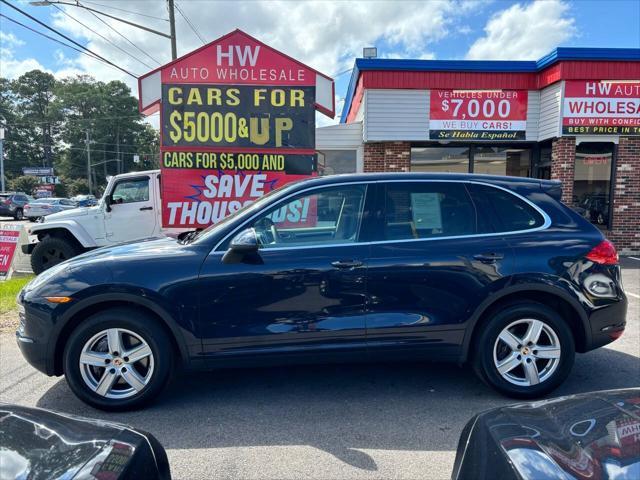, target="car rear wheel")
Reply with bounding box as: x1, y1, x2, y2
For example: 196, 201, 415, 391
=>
30, 236, 78, 274
64, 308, 173, 411
14, 208, 23, 220
473, 302, 575, 398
